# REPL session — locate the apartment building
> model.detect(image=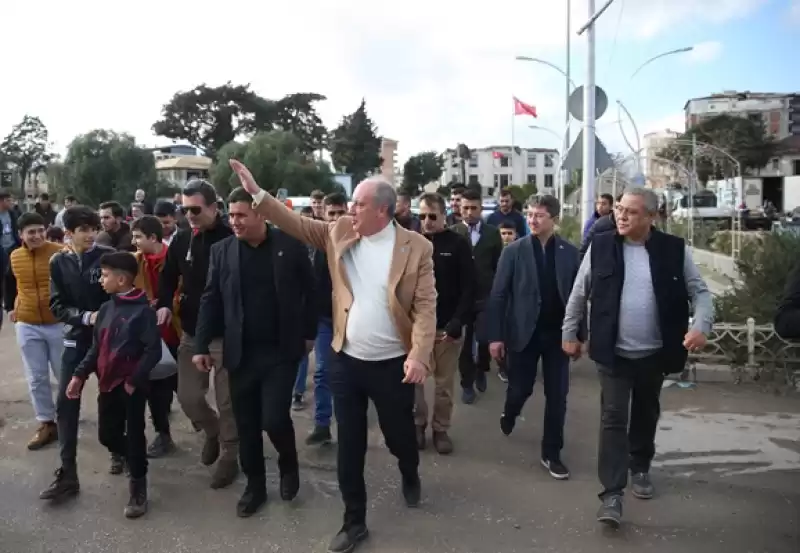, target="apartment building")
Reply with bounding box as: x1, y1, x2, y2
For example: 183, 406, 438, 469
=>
643, 129, 682, 189
441, 145, 560, 197
684, 91, 800, 139
380, 137, 399, 185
